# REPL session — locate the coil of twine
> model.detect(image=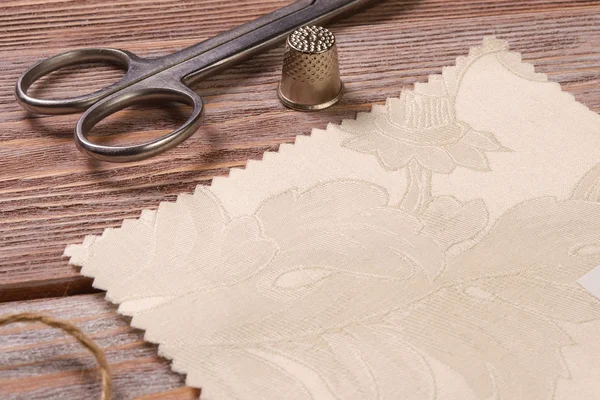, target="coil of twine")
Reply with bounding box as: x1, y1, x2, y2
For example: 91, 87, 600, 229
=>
0, 312, 112, 400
